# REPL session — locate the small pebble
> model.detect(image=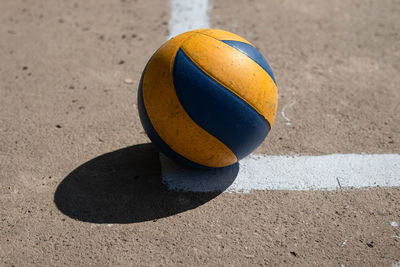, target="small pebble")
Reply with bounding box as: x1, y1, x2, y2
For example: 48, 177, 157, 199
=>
124, 78, 134, 84
391, 221, 399, 227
